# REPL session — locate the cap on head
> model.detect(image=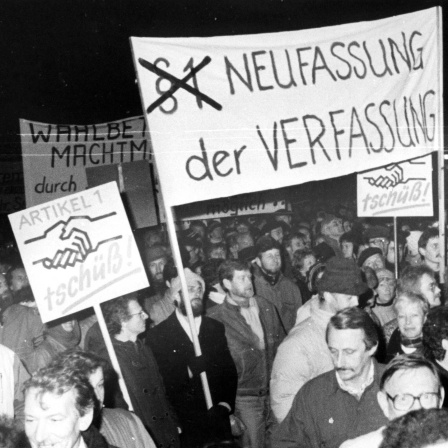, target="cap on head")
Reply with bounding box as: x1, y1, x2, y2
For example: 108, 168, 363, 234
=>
364, 225, 390, 241
317, 257, 368, 296
357, 247, 383, 268
145, 244, 167, 263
